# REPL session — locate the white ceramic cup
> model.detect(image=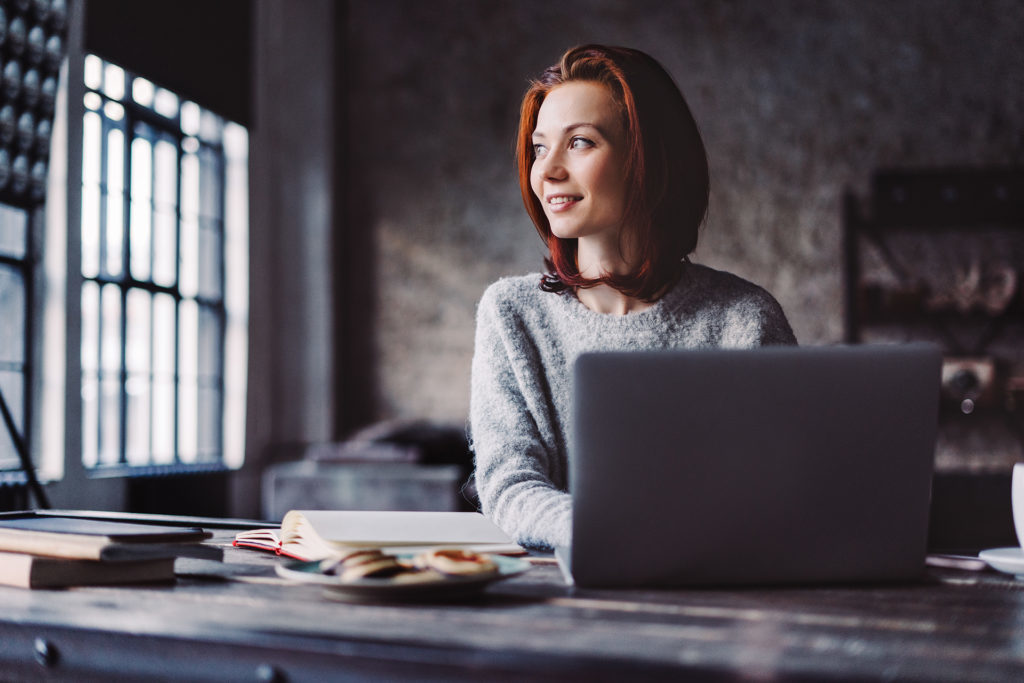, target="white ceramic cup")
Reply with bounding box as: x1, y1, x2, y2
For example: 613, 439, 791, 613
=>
1014, 464, 1024, 550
